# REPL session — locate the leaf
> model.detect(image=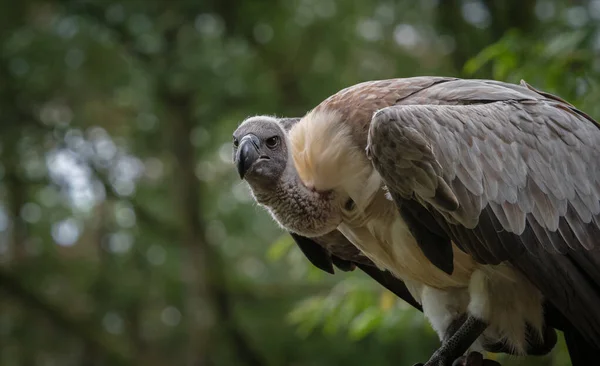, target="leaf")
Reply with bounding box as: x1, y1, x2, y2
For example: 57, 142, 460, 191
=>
321, 295, 345, 336
542, 30, 588, 59
287, 296, 326, 338
379, 290, 396, 311
266, 233, 294, 262
348, 307, 383, 341
463, 44, 504, 75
